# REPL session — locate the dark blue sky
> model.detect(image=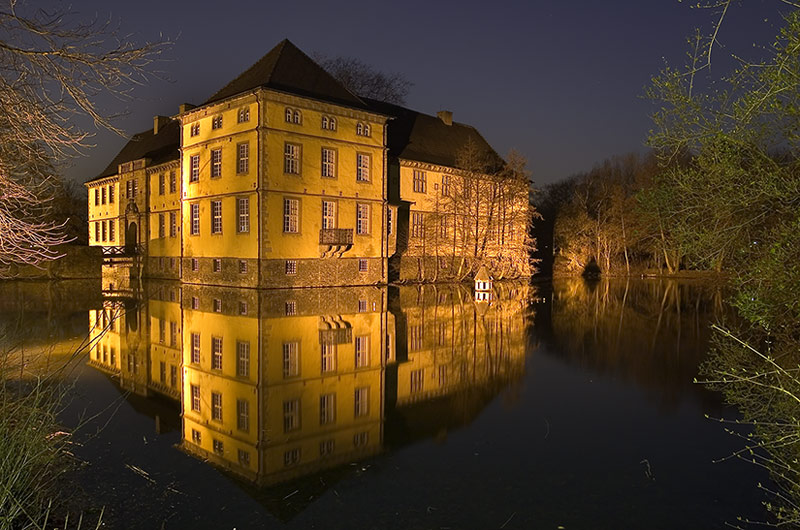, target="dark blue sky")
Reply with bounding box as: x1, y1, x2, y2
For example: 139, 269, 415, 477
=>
59, 0, 782, 187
